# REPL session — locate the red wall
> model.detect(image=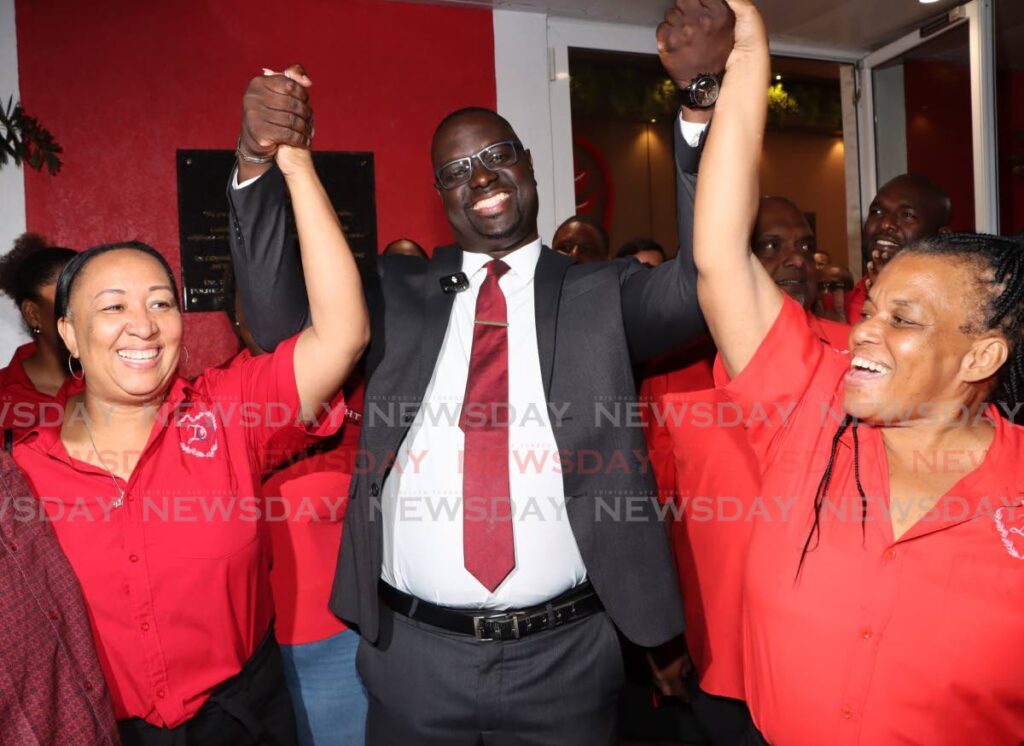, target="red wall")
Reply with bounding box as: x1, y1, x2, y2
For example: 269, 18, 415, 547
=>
903, 60, 975, 233
16, 0, 495, 374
